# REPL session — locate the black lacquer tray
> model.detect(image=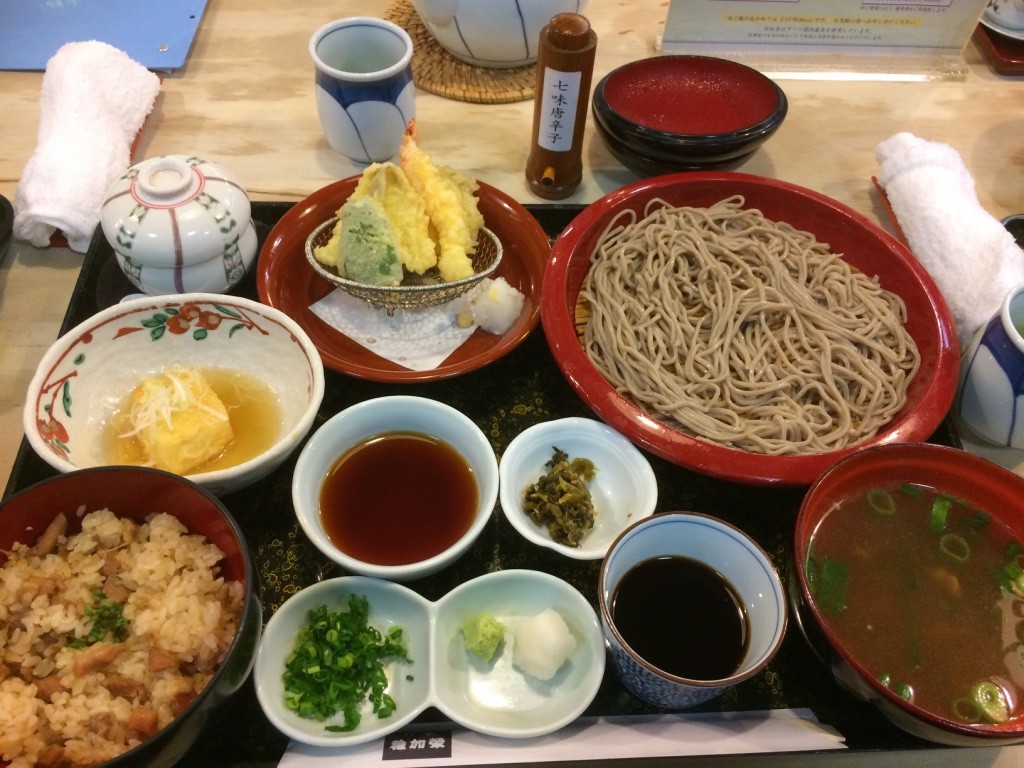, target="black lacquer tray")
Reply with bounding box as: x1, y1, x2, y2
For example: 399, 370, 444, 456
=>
3, 203, 965, 766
